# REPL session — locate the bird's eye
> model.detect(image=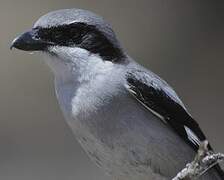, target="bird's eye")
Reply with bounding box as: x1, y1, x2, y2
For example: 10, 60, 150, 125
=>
38, 28, 51, 40
68, 28, 80, 39
70, 28, 77, 34
54, 30, 62, 39
36, 24, 87, 46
